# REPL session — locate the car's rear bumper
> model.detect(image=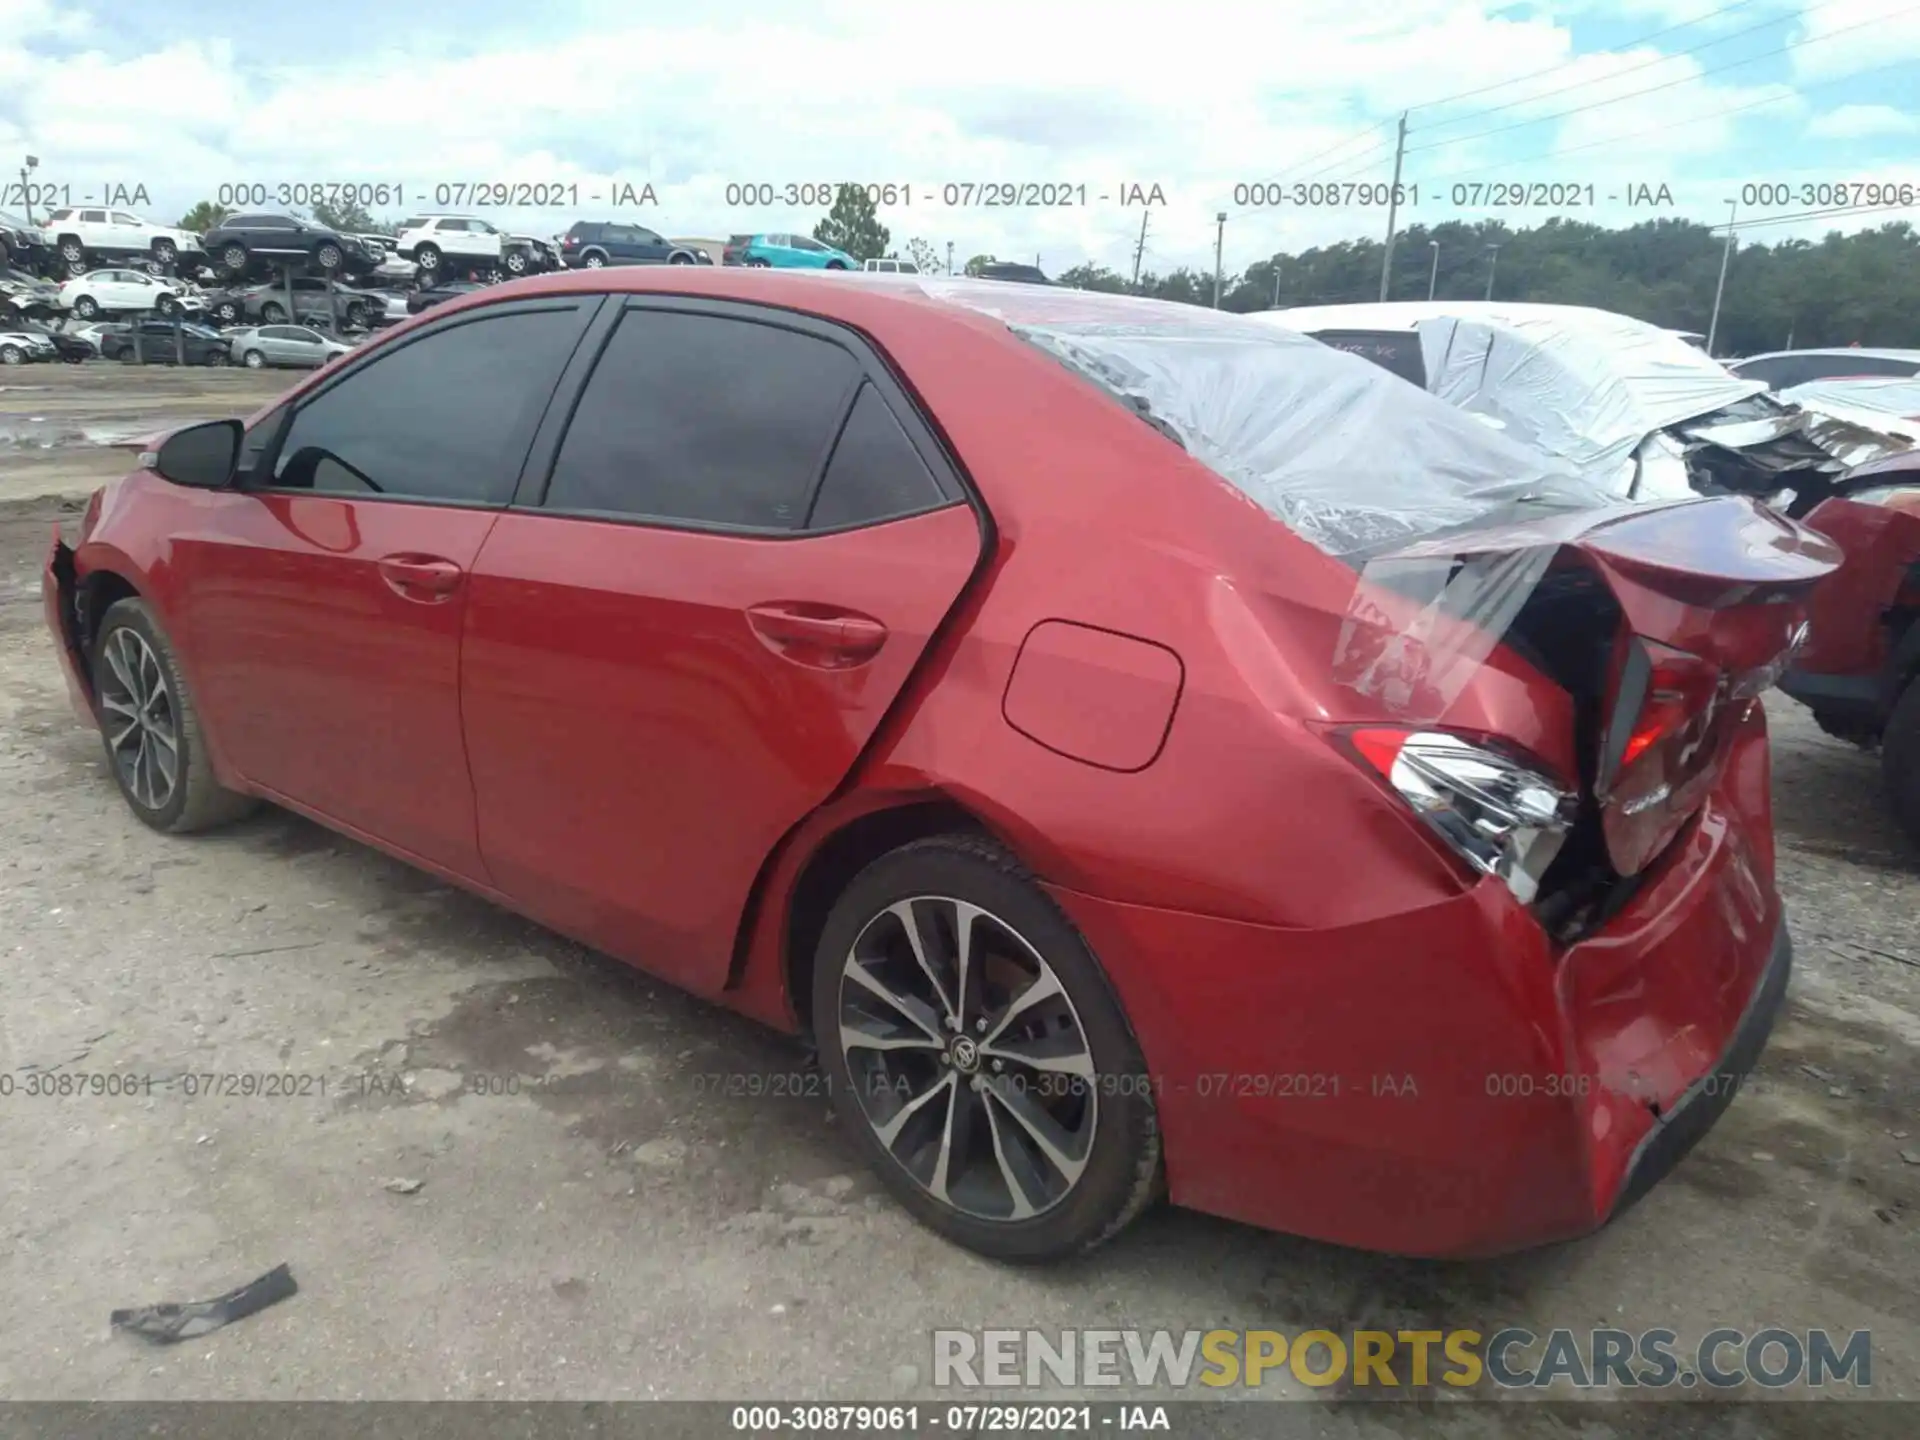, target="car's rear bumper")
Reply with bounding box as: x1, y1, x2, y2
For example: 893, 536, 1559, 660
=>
1046, 702, 1788, 1258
